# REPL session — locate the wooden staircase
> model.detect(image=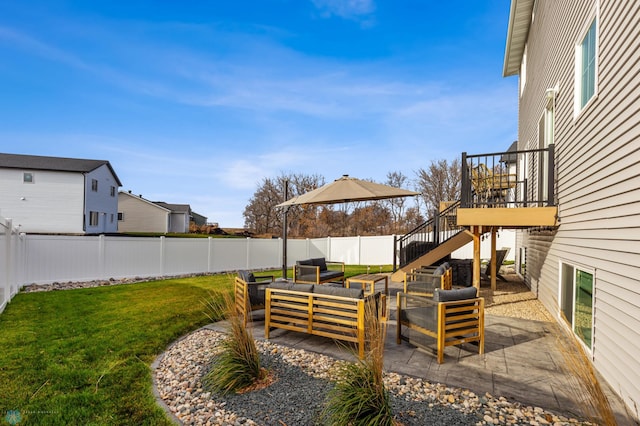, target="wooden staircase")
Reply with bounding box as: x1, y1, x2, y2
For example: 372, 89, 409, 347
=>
392, 201, 475, 282
391, 229, 473, 282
